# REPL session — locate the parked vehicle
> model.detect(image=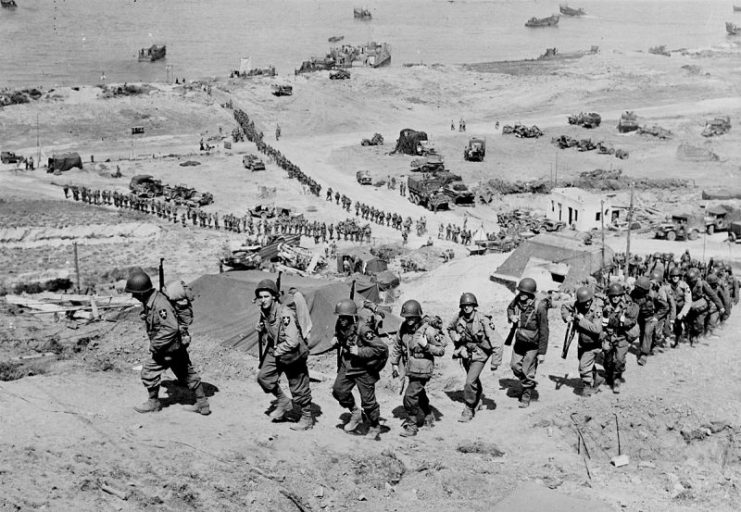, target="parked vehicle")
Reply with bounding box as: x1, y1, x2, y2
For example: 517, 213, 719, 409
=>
242, 154, 266, 172
704, 207, 729, 234
463, 138, 486, 162
655, 214, 701, 241
356, 170, 372, 185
